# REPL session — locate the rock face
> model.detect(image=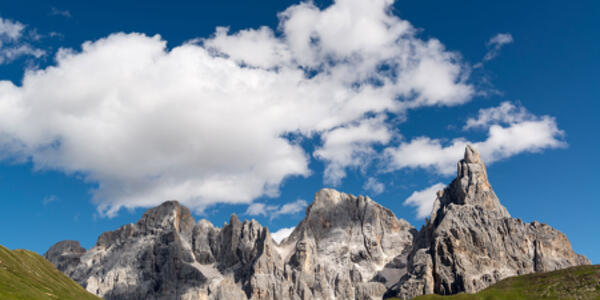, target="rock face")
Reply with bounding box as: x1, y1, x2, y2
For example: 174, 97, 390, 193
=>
44, 240, 86, 276
389, 145, 590, 299
46, 194, 415, 300
280, 189, 416, 300
45, 146, 589, 300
